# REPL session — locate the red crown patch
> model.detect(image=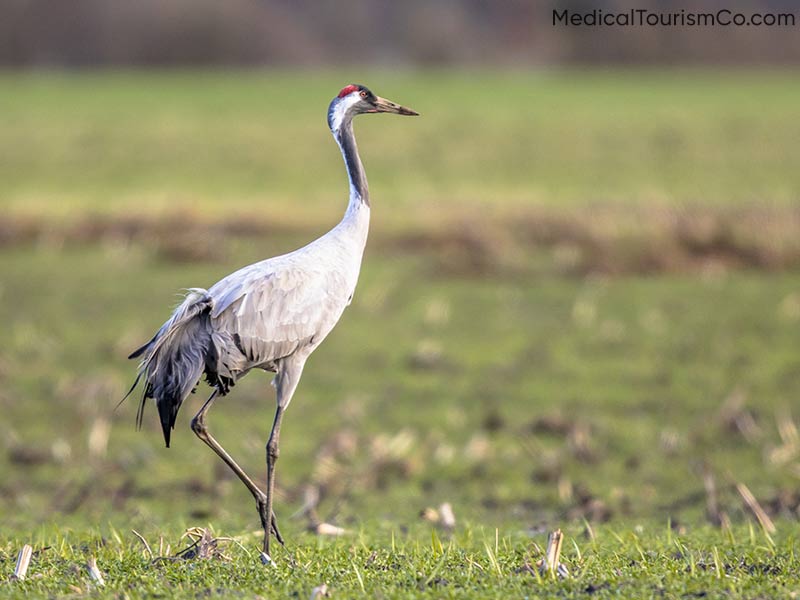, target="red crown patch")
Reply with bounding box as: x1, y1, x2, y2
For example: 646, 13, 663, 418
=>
337, 84, 359, 98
